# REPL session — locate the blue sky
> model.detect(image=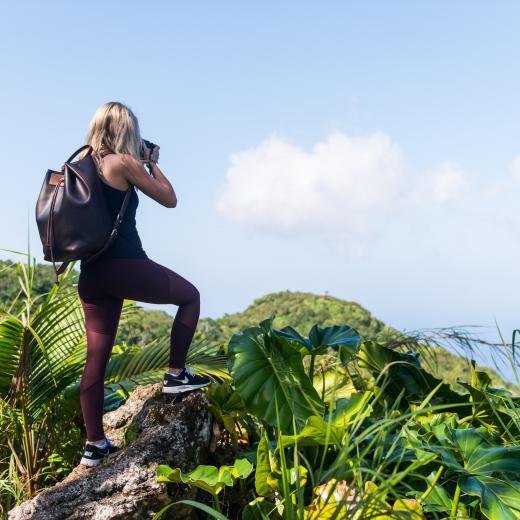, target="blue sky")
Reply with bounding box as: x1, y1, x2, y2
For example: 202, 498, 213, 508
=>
2, 2, 520, 379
